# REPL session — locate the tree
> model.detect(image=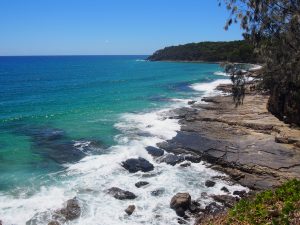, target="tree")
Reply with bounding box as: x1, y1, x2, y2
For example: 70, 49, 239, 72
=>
220, 0, 300, 125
